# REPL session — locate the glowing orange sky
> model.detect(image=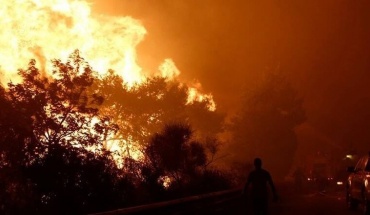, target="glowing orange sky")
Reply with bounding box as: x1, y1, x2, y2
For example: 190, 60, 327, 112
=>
90, 0, 370, 151
0, 0, 369, 153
